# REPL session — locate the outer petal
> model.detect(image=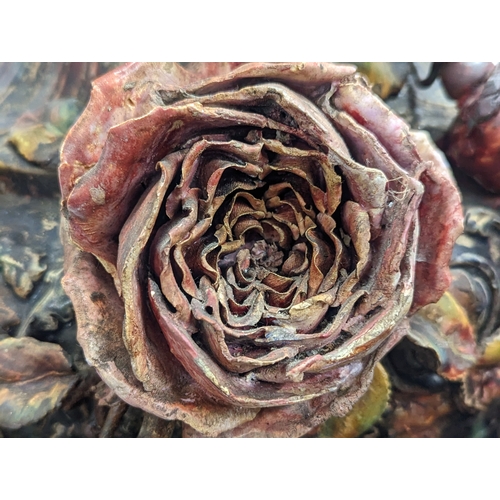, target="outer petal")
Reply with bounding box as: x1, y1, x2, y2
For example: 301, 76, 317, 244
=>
189, 62, 357, 97
60, 63, 196, 198
410, 131, 464, 311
